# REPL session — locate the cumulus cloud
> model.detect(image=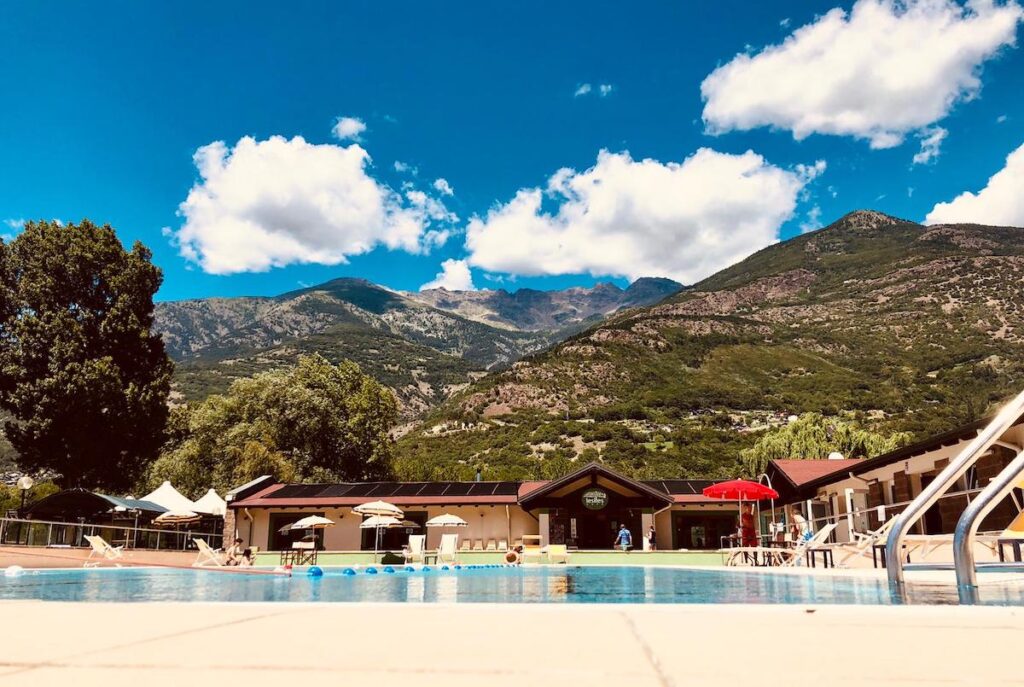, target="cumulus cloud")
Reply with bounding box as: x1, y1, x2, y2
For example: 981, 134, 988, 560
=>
464, 148, 824, 284
598, 84, 614, 97
394, 160, 418, 175
574, 83, 592, 97
420, 258, 476, 291
331, 116, 367, 141
913, 126, 948, 165
170, 135, 455, 274
433, 178, 454, 196
926, 142, 1024, 225
701, 0, 1023, 149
